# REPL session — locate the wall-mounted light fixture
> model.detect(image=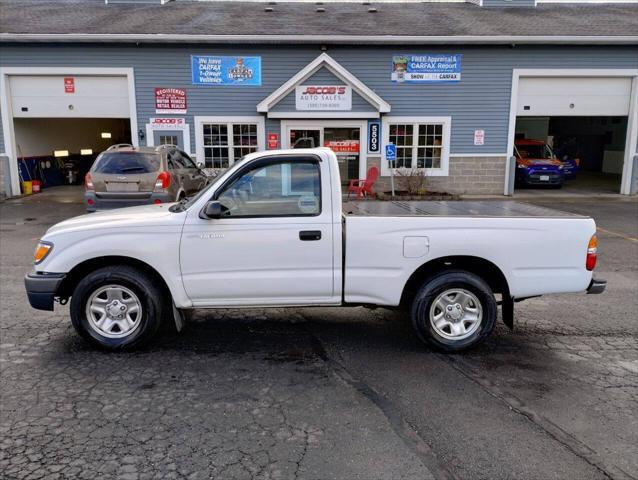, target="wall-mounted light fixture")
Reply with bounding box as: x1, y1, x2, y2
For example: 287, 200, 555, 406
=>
80, 149, 93, 155
53, 150, 69, 157
101, 132, 112, 139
